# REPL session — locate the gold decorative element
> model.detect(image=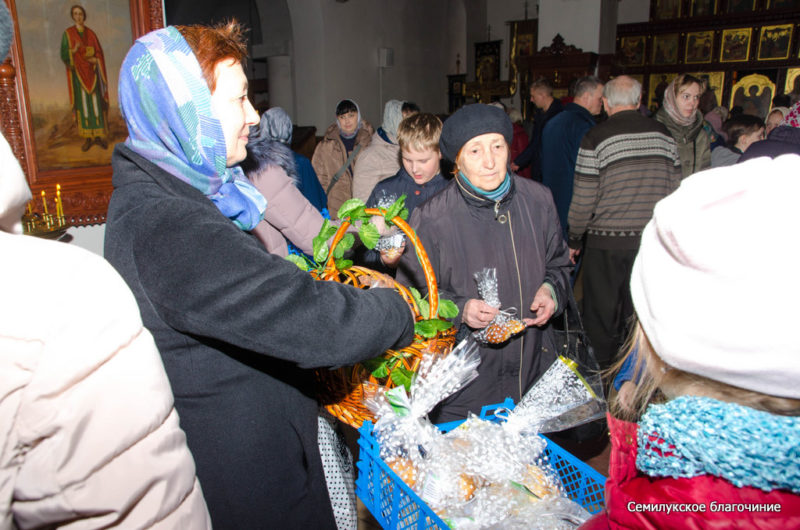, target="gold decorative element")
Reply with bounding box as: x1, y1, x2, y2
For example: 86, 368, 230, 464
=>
23, 184, 69, 239
730, 73, 776, 119
757, 24, 793, 61
720, 28, 752, 63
